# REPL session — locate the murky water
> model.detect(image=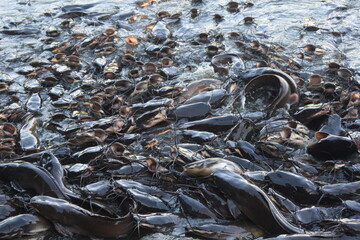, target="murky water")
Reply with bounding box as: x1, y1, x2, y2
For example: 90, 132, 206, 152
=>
0, 0, 359, 239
